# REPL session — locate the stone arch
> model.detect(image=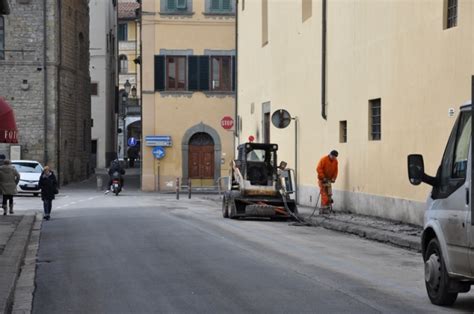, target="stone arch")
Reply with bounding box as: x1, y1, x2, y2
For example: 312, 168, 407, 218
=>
182, 122, 221, 181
